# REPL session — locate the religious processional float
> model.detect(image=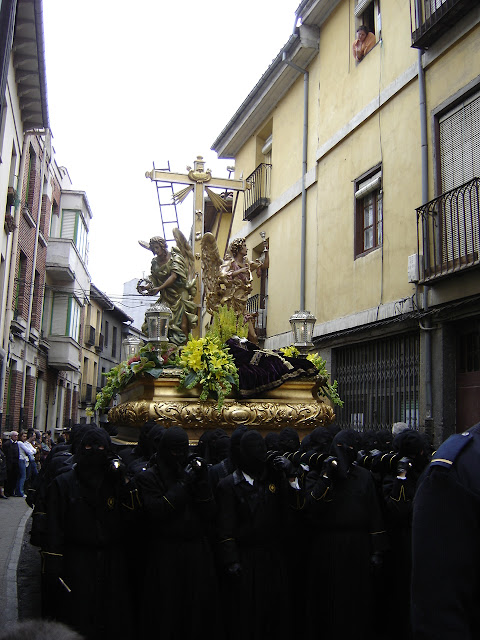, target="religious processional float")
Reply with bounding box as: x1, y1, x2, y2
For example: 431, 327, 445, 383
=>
97, 159, 342, 444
